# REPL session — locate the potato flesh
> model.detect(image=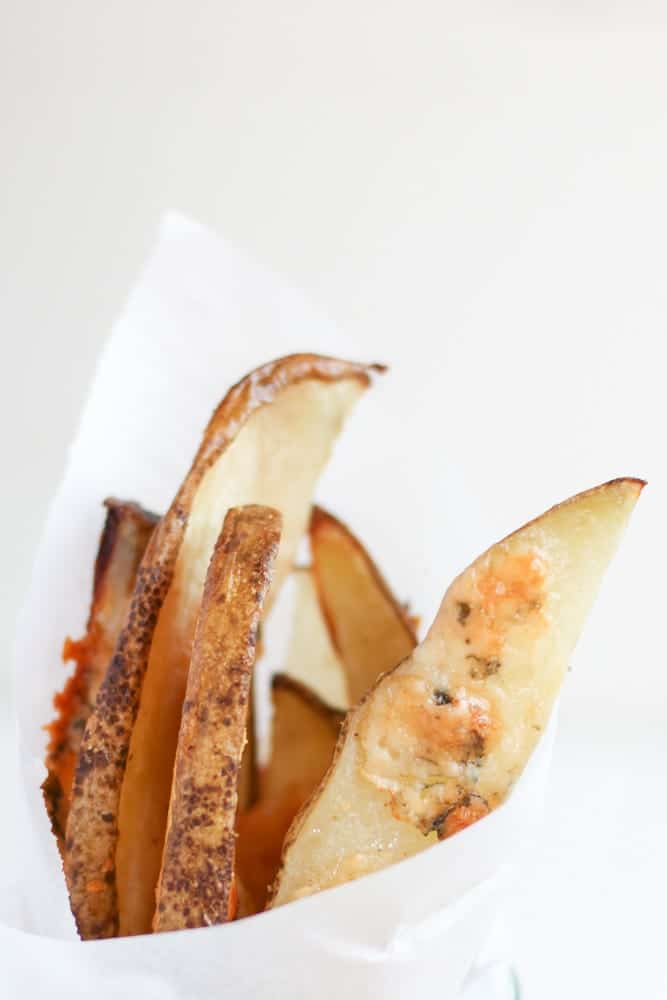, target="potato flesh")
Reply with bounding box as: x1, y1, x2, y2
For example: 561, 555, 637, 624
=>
271, 479, 642, 905
116, 378, 364, 936
282, 569, 349, 709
